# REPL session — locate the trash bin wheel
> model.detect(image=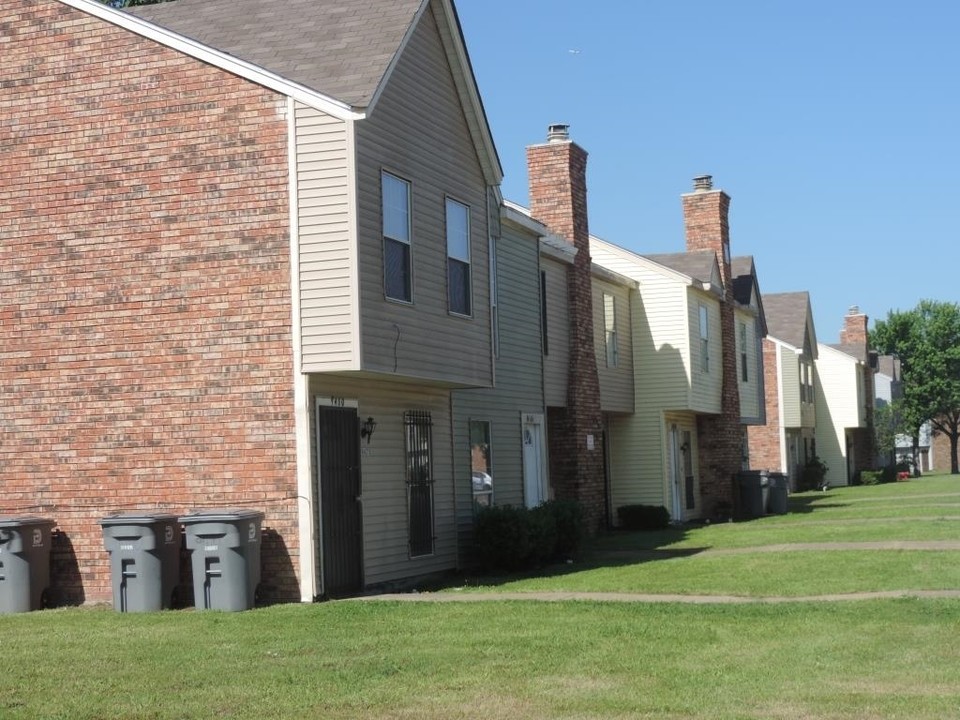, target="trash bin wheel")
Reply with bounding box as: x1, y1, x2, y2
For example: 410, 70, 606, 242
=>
40, 588, 50, 609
